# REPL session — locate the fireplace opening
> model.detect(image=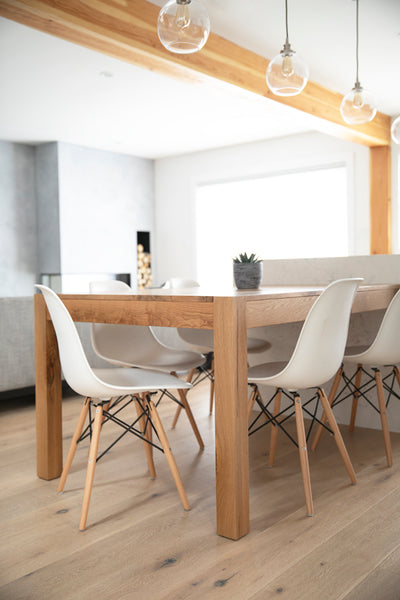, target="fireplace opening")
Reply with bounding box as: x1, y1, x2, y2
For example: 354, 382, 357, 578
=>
137, 231, 152, 289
